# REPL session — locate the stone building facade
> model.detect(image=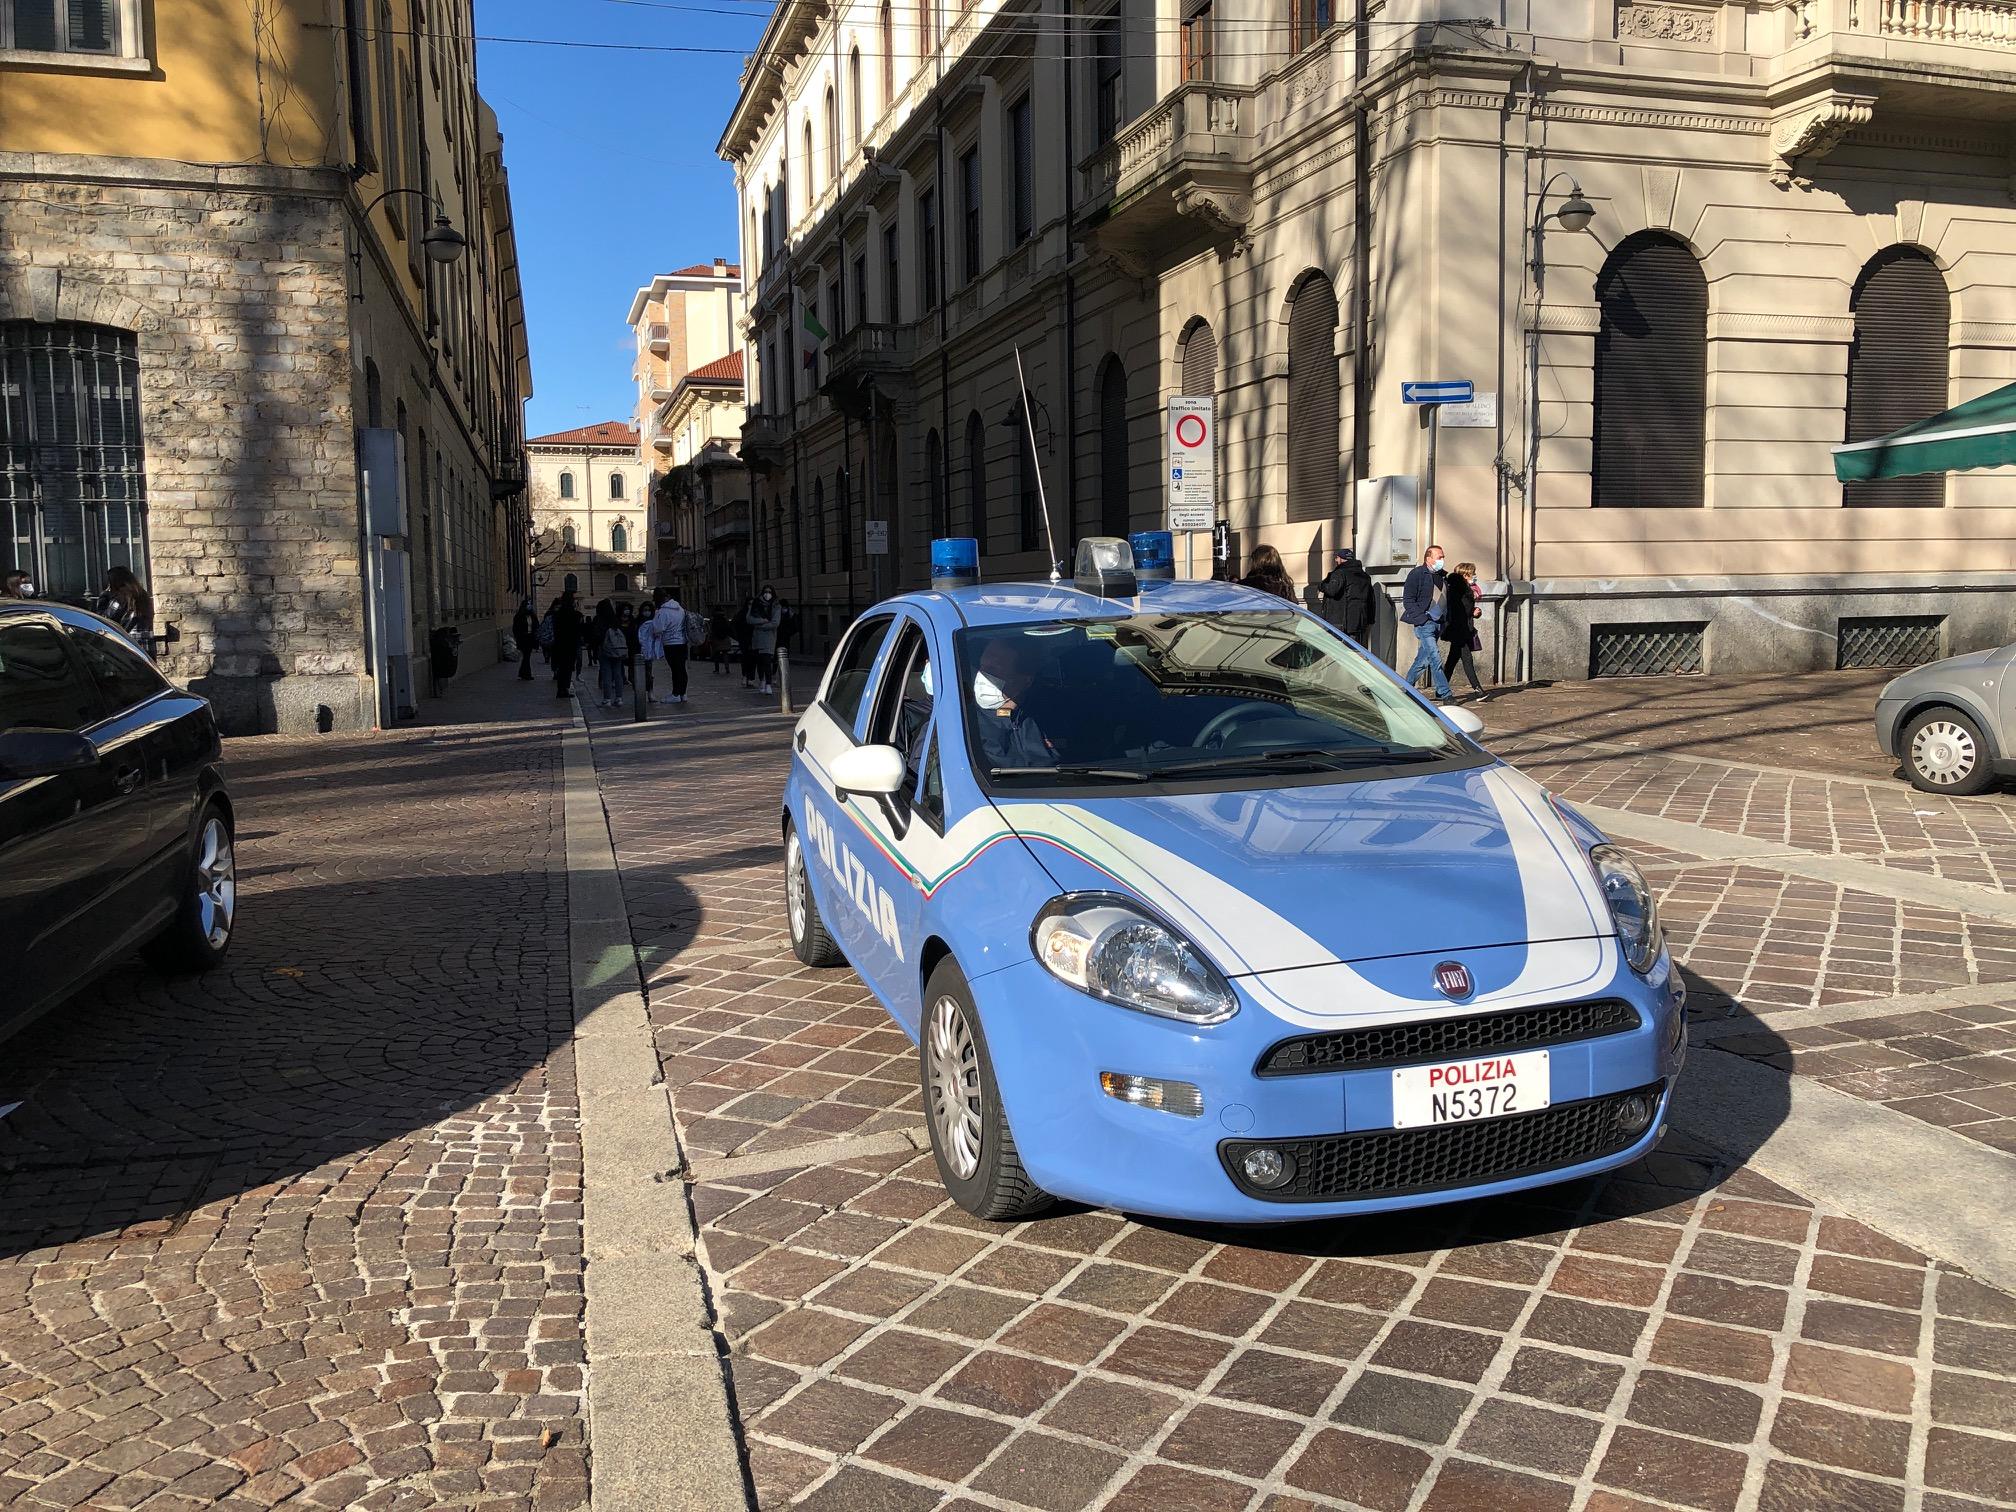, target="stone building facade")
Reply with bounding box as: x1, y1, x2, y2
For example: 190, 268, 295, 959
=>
721, 0, 2016, 677
527, 423, 645, 606
1, 0, 531, 732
